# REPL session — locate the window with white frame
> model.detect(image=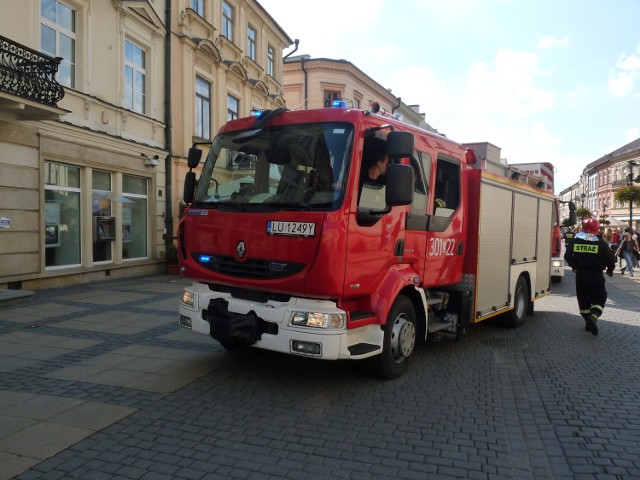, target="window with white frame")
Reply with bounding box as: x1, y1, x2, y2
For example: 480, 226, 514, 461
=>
227, 94, 239, 121
124, 40, 146, 114
195, 76, 211, 139
267, 45, 274, 76
247, 26, 256, 61
222, 1, 234, 42
190, 0, 204, 16
40, 0, 76, 88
